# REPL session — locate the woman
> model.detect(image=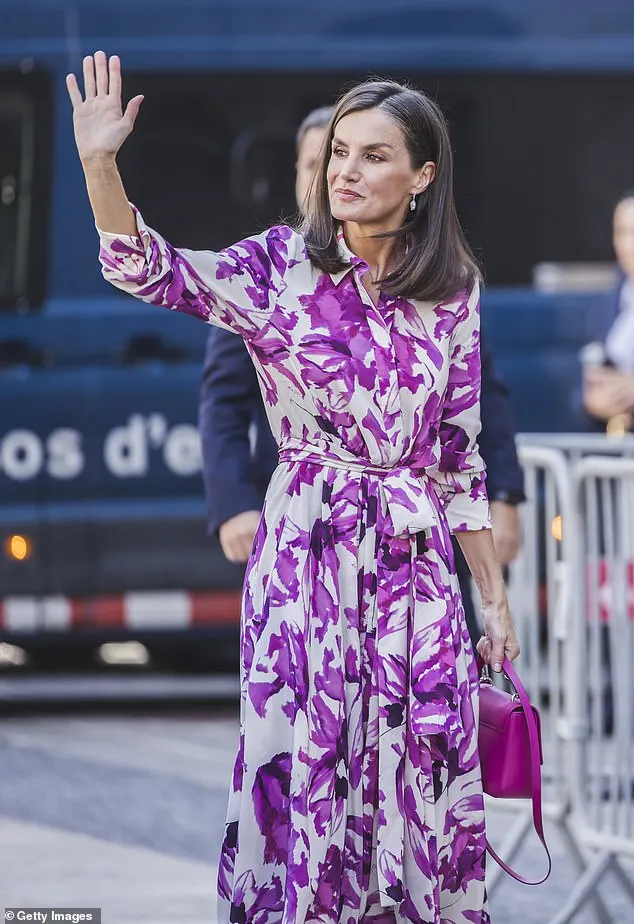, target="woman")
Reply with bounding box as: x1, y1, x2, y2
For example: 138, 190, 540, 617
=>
67, 53, 519, 924
583, 191, 634, 428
